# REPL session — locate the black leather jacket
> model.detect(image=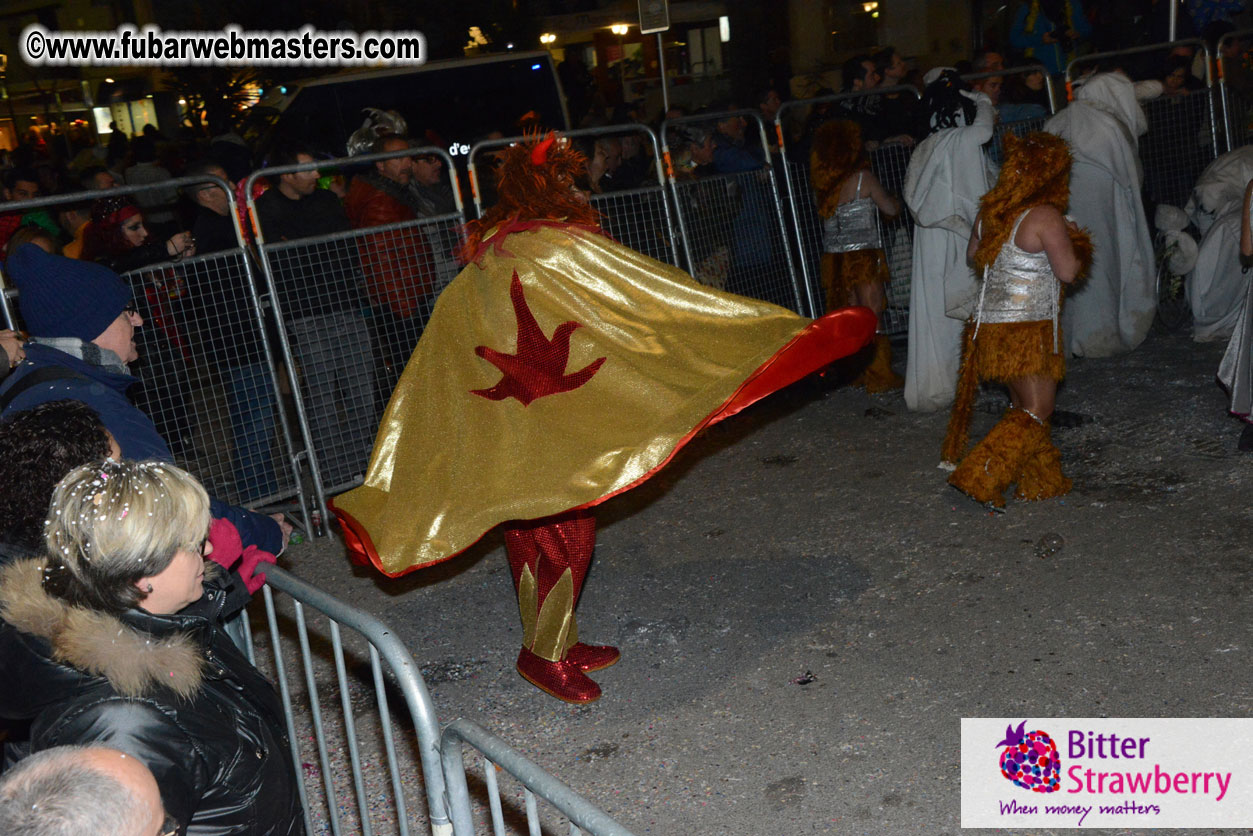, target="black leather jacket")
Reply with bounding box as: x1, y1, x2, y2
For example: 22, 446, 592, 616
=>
0, 558, 305, 835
